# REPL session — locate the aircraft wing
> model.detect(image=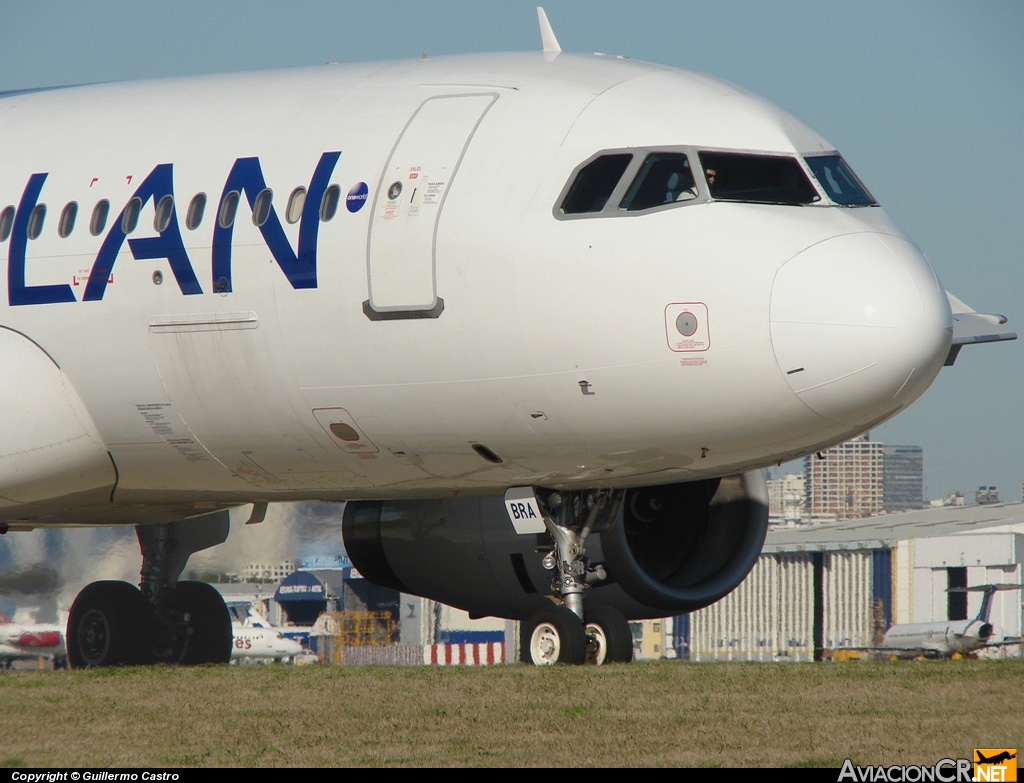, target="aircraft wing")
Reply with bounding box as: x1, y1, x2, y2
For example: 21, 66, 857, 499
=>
945, 291, 1017, 365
